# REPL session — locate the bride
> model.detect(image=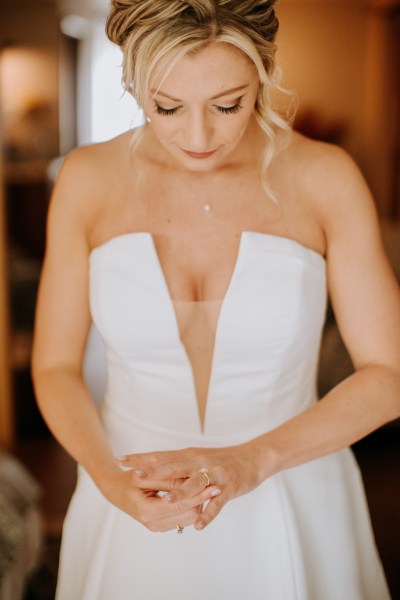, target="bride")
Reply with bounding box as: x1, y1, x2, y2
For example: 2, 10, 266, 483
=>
32, 1, 399, 598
